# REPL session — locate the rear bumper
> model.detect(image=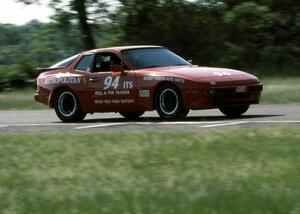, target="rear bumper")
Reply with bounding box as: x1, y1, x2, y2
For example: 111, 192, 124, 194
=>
34, 94, 40, 102
34, 93, 49, 106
